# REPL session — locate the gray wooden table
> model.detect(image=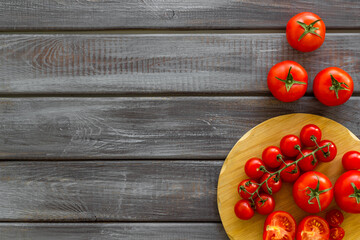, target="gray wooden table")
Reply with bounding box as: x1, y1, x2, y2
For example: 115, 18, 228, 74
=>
0, 1, 359, 239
